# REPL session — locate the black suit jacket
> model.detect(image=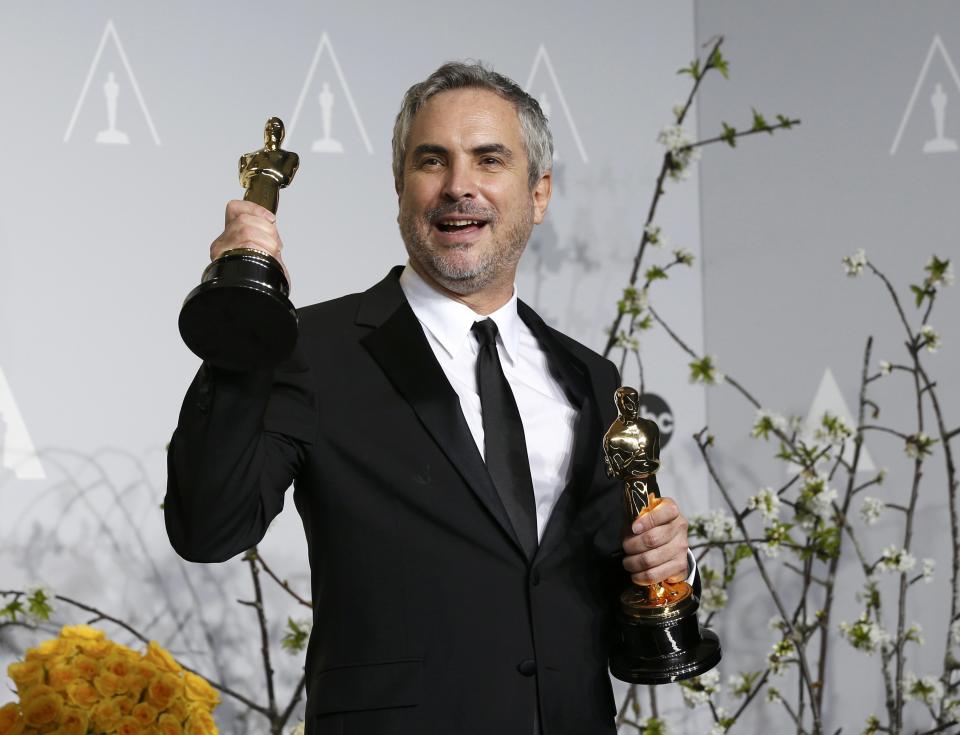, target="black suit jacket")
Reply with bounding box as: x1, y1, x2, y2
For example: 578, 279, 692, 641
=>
165, 267, 630, 735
